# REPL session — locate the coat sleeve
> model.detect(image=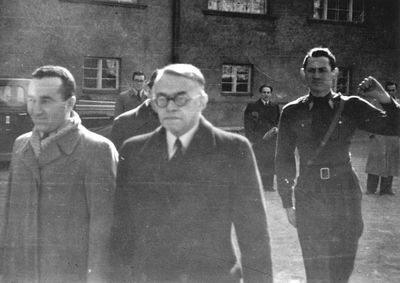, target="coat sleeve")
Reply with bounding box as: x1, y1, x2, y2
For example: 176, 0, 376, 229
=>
85, 139, 118, 283
244, 104, 257, 143
110, 117, 125, 151
352, 96, 400, 135
231, 139, 273, 283
114, 95, 124, 117
275, 107, 297, 208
